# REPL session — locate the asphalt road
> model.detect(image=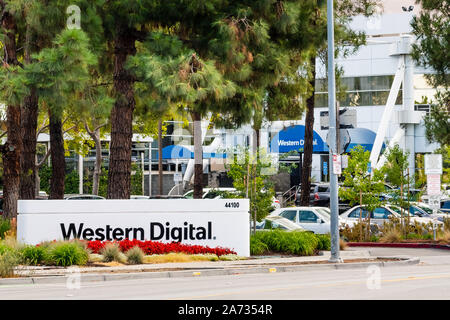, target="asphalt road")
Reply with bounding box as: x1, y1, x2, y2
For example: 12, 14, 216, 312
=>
1, 247, 450, 300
